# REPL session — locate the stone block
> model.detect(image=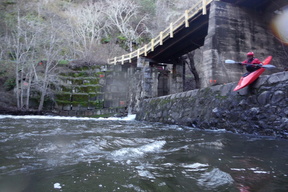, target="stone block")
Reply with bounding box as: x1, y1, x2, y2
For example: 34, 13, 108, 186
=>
69, 111, 77, 116
171, 94, 176, 99
180, 92, 186, 98
210, 84, 222, 93
235, 86, 249, 96
174, 93, 180, 99
58, 111, 66, 116
190, 90, 199, 97
253, 75, 269, 88
76, 111, 84, 116
184, 91, 190, 98
257, 91, 271, 105
238, 99, 248, 107
63, 105, 71, 111
268, 75, 281, 84
220, 83, 234, 96
185, 91, 192, 97
271, 90, 285, 104
277, 71, 288, 81
72, 105, 79, 111
88, 106, 95, 110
